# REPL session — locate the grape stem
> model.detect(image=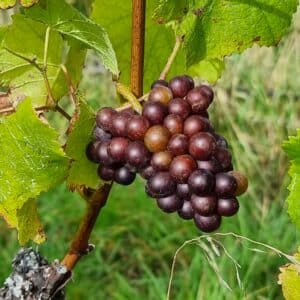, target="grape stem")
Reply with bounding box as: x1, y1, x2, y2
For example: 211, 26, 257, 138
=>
60, 64, 79, 107
159, 36, 184, 80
